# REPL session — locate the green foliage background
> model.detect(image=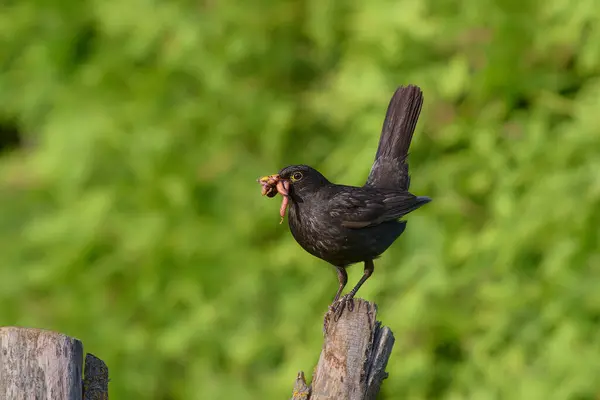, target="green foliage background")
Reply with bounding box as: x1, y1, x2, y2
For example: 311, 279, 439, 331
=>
1, 0, 600, 398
